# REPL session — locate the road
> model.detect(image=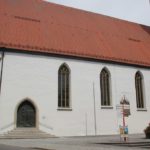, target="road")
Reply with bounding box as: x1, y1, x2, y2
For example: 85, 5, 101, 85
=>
0, 134, 150, 150
0, 144, 34, 150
